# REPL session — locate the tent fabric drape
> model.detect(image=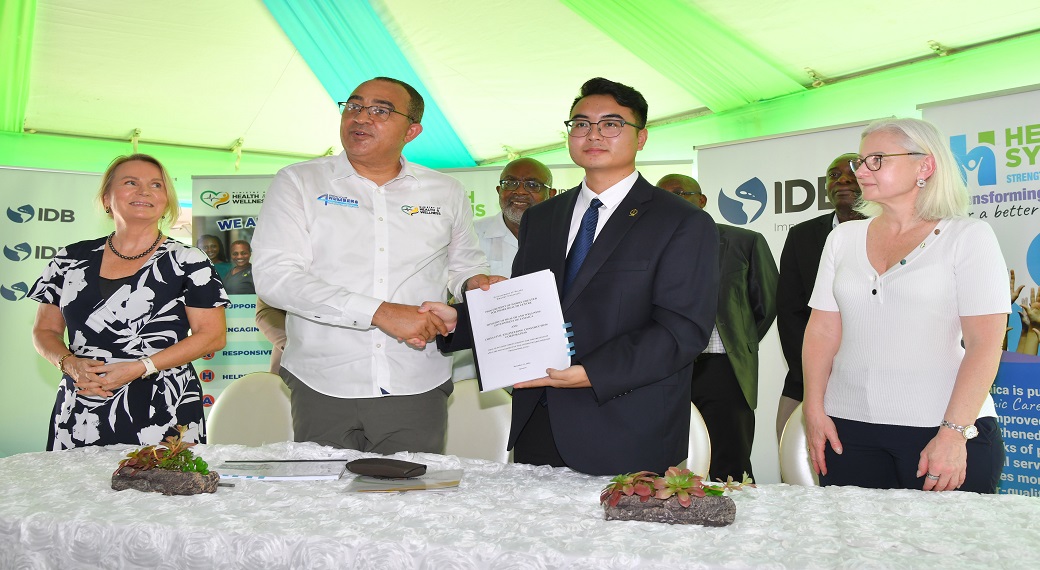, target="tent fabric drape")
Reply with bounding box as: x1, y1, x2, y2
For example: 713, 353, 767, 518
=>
0, 0, 36, 133
262, 0, 475, 168
560, 0, 806, 112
